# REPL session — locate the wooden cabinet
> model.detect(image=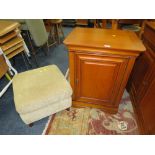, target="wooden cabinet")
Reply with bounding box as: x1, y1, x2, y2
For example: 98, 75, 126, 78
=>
139, 72, 155, 134
64, 27, 145, 113
128, 49, 154, 103
127, 22, 155, 134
